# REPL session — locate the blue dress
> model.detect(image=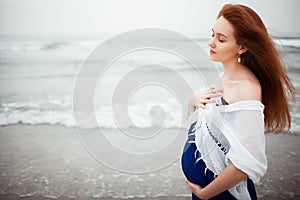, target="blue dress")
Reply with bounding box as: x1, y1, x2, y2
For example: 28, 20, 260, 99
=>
181, 98, 257, 200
